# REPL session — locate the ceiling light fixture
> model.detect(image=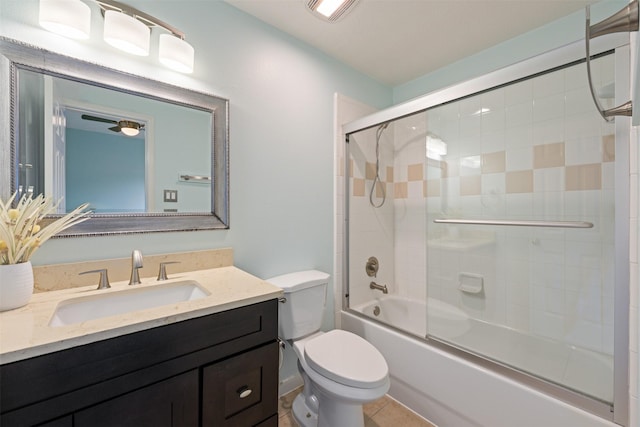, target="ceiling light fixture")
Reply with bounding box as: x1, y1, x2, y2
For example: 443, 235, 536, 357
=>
96, 0, 195, 73
118, 120, 141, 136
306, 0, 360, 22
39, 0, 91, 40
